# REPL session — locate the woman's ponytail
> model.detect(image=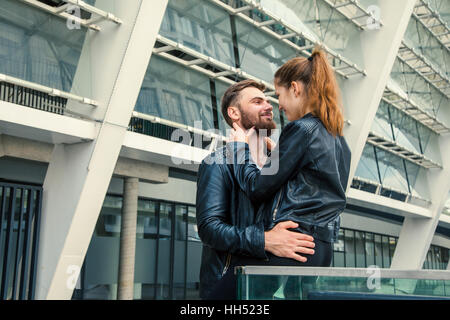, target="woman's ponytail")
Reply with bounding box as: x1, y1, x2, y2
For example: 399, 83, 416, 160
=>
274, 47, 344, 136
308, 47, 343, 136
